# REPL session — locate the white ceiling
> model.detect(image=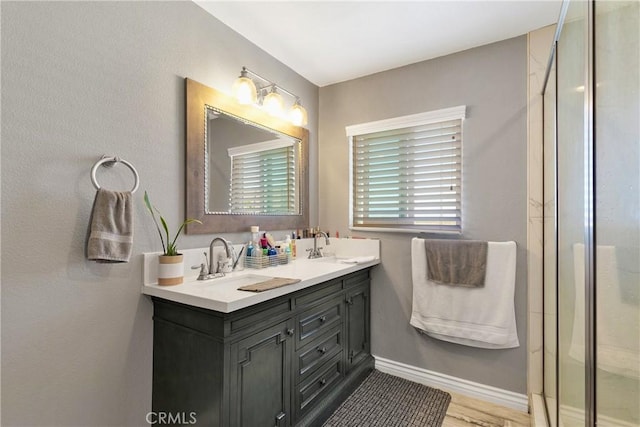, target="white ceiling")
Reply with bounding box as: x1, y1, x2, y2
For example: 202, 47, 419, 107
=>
196, 1, 561, 87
